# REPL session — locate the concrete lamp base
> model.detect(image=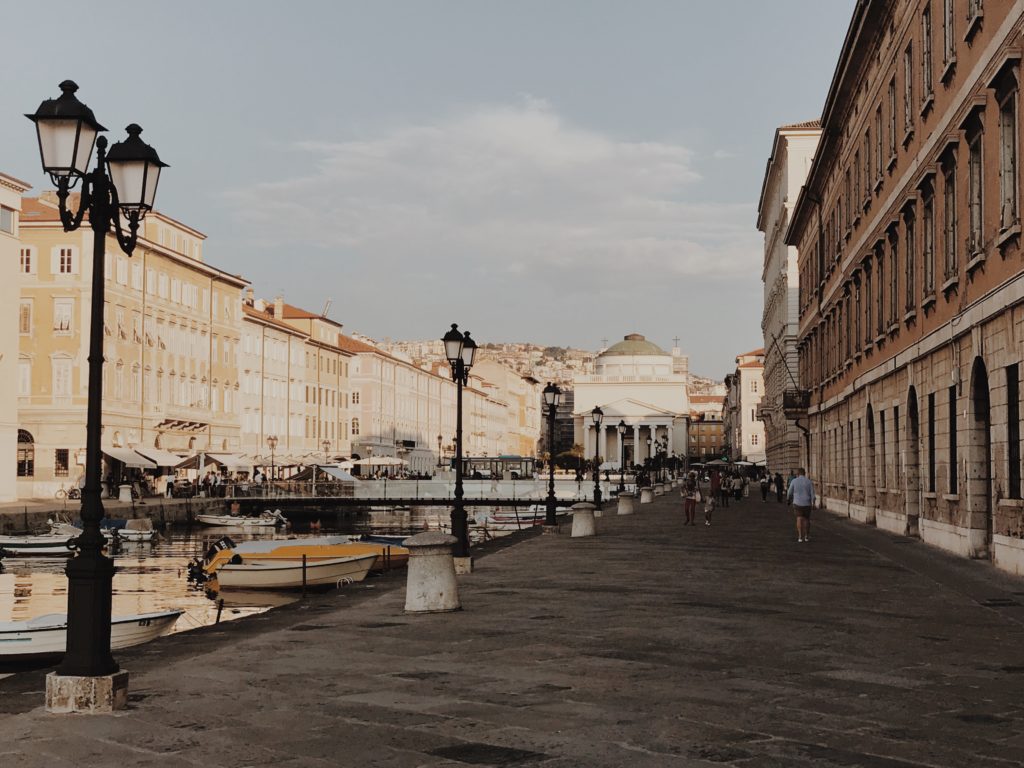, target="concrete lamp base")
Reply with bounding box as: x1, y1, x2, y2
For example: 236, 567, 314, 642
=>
46, 670, 129, 714
640, 488, 654, 504
570, 502, 597, 537
453, 556, 474, 575
617, 493, 635, 515
403, 532, 461, 613
542, 524, 560, 535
